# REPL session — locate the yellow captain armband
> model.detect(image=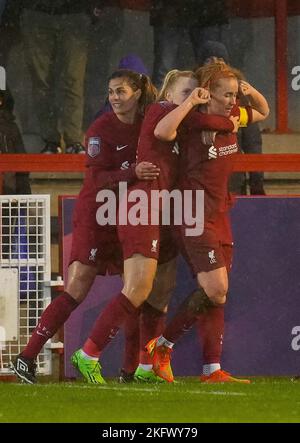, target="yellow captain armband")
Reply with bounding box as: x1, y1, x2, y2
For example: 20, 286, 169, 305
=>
238, 107, 249, 127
